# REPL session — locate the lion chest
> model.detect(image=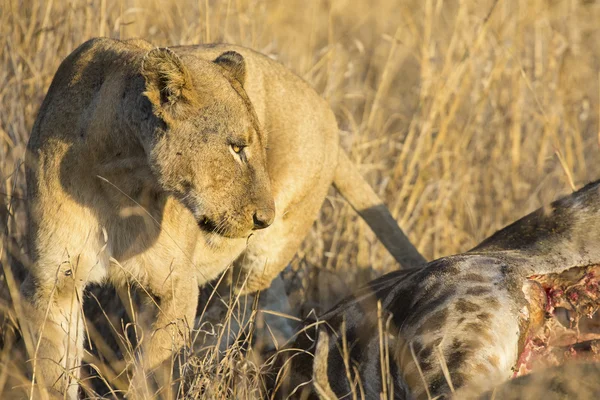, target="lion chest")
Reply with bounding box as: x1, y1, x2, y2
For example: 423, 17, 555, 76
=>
102, 197, 247, 289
